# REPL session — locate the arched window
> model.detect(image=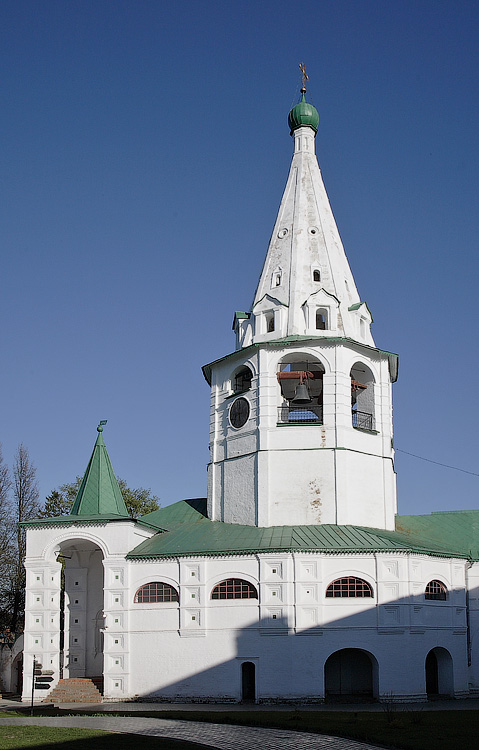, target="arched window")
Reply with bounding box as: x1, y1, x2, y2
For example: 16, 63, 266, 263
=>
271, 267, 282, 288
313, 269, 321, 282
425, 580, 447, 601
211, 578, 258, 600
134, 582, 179, 603
233, 366, 253, 393
351, 362, 375, 431
326, 577, 373, 598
